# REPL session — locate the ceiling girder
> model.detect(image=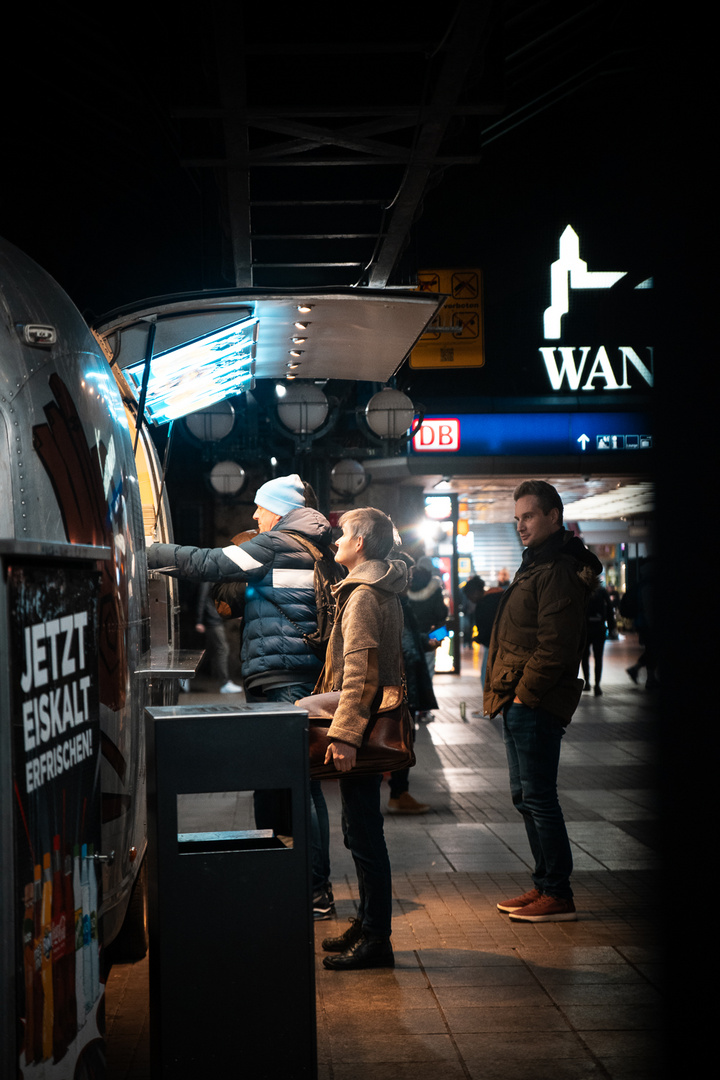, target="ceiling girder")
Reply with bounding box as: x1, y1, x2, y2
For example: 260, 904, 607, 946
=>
198, 2, 501, 286
368, 0, 496, 286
